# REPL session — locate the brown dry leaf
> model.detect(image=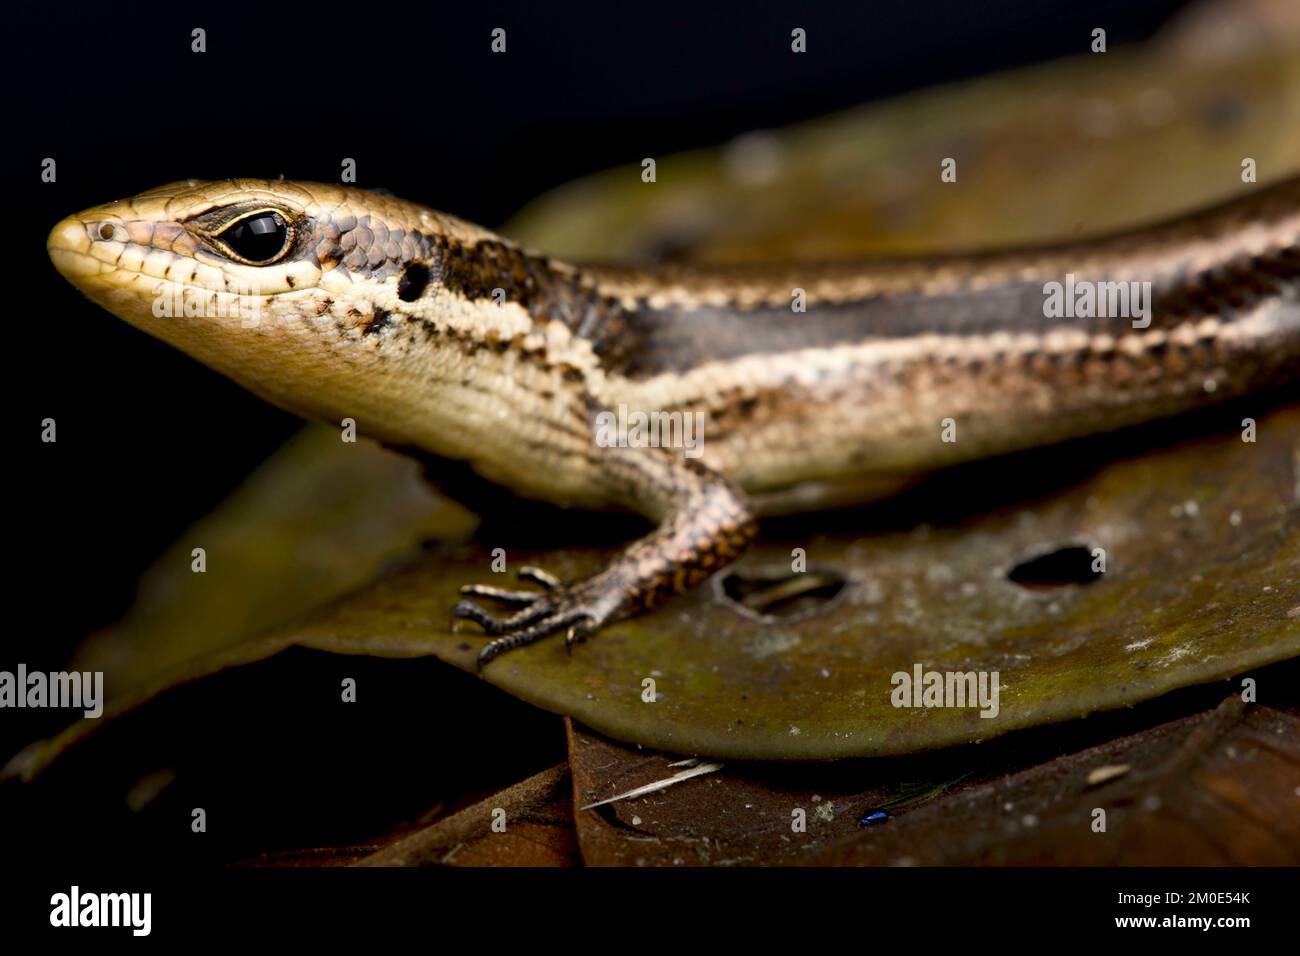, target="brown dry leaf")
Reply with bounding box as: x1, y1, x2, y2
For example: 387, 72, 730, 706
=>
567, 721, 884, 865
565, 677, 1300, 866
355, 765, 578, 867
810, 696, 1300, 865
